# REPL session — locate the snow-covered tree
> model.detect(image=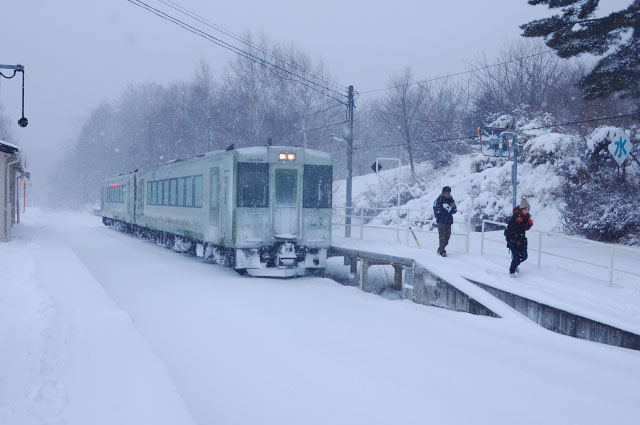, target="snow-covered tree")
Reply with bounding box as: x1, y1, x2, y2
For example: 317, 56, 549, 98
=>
0, 103, 14, 143
521, 0, 640, 107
